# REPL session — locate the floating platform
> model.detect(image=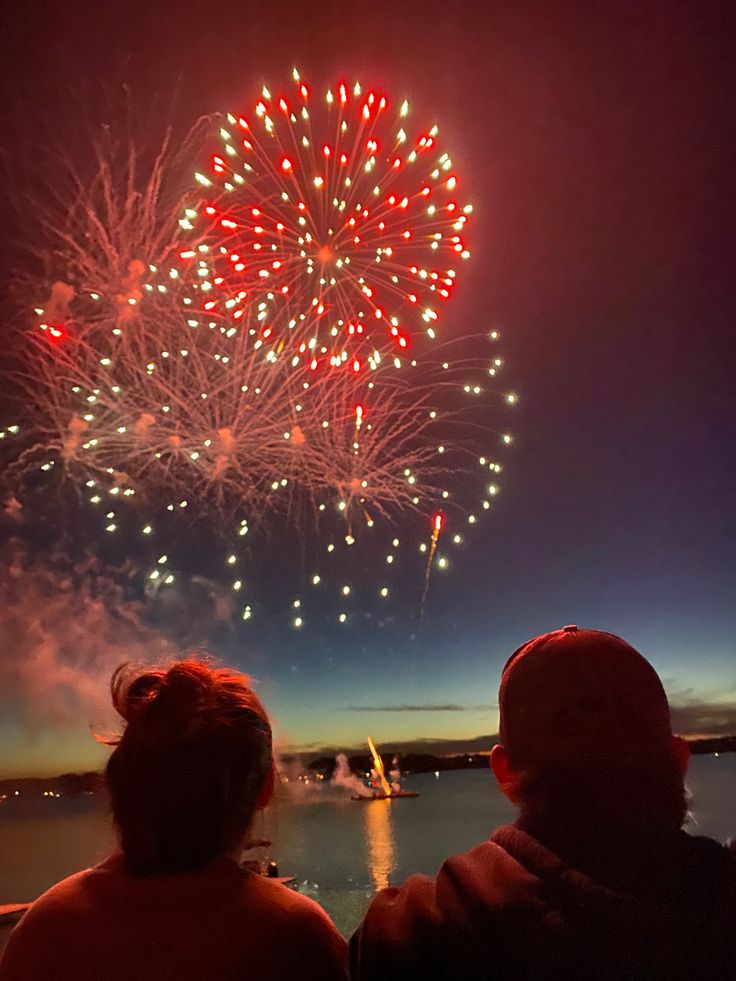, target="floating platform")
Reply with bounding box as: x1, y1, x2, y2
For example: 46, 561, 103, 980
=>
351, 791, 420, 801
